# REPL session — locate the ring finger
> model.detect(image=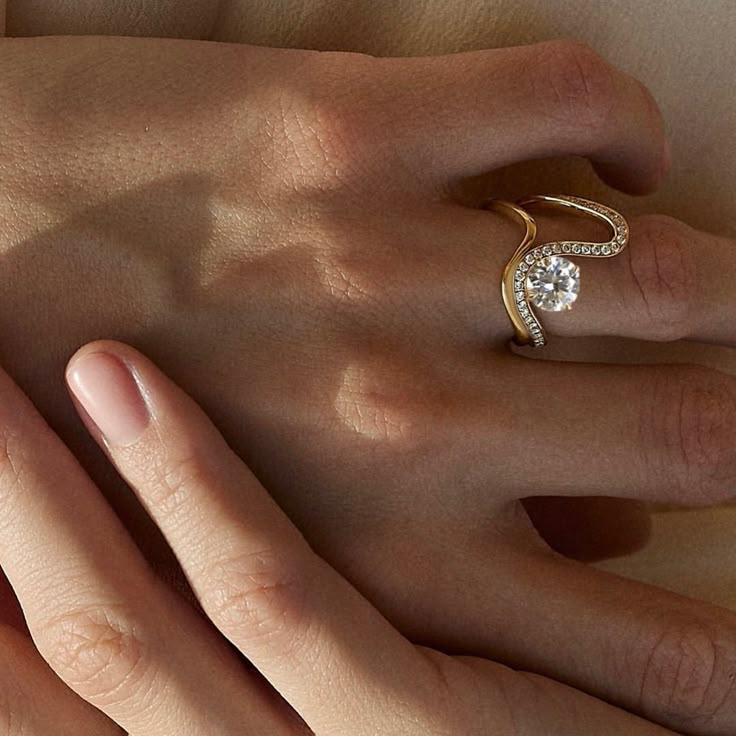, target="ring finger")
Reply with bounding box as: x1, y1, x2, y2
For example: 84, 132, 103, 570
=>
450, 205, 736, 347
